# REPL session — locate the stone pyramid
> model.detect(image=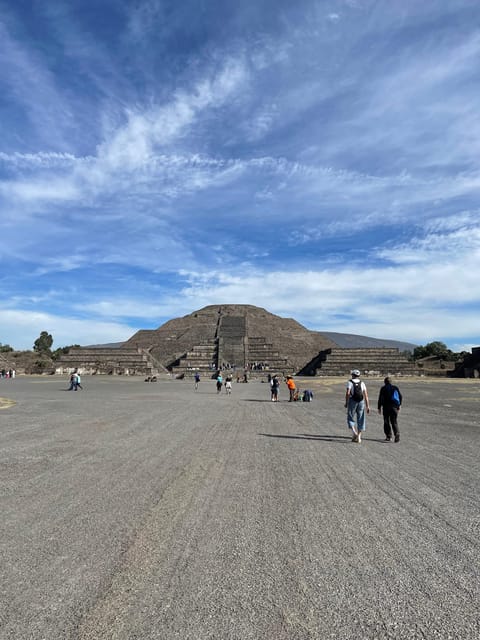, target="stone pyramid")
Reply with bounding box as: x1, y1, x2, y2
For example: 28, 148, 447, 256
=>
125, 304, 337, 373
